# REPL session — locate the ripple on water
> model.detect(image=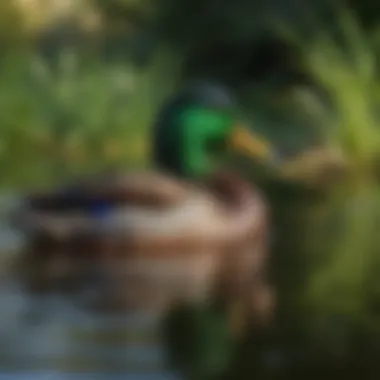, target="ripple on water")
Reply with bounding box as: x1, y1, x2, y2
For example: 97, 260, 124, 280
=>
0, 279, 181, 379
